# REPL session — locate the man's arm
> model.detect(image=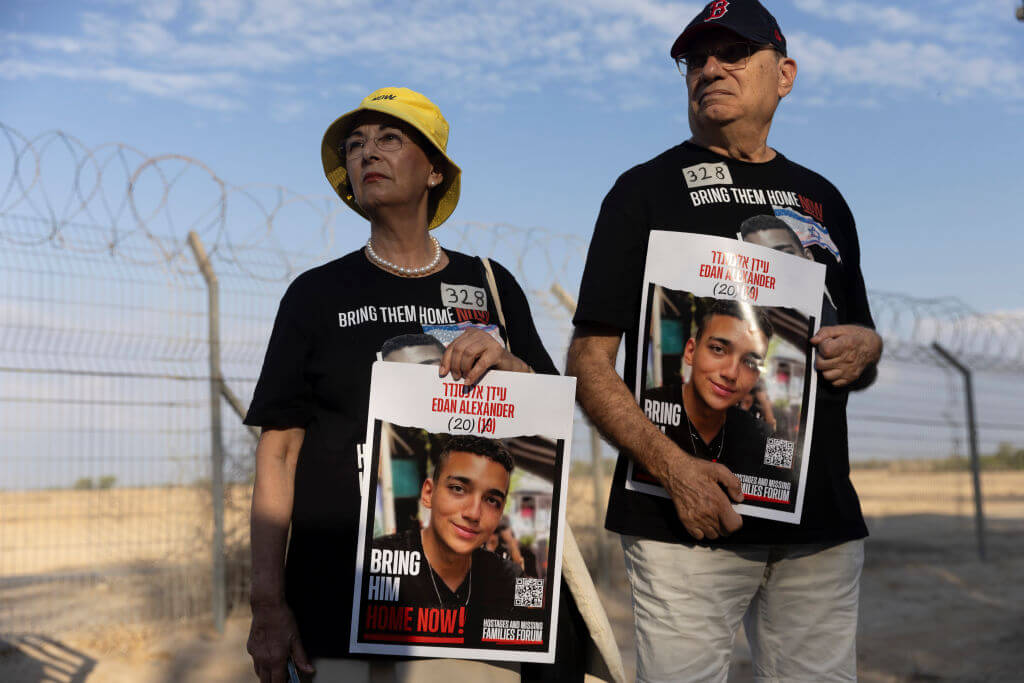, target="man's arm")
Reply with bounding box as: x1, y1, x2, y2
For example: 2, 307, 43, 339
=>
566, 324, 744, 540
247, 427, 314, 682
